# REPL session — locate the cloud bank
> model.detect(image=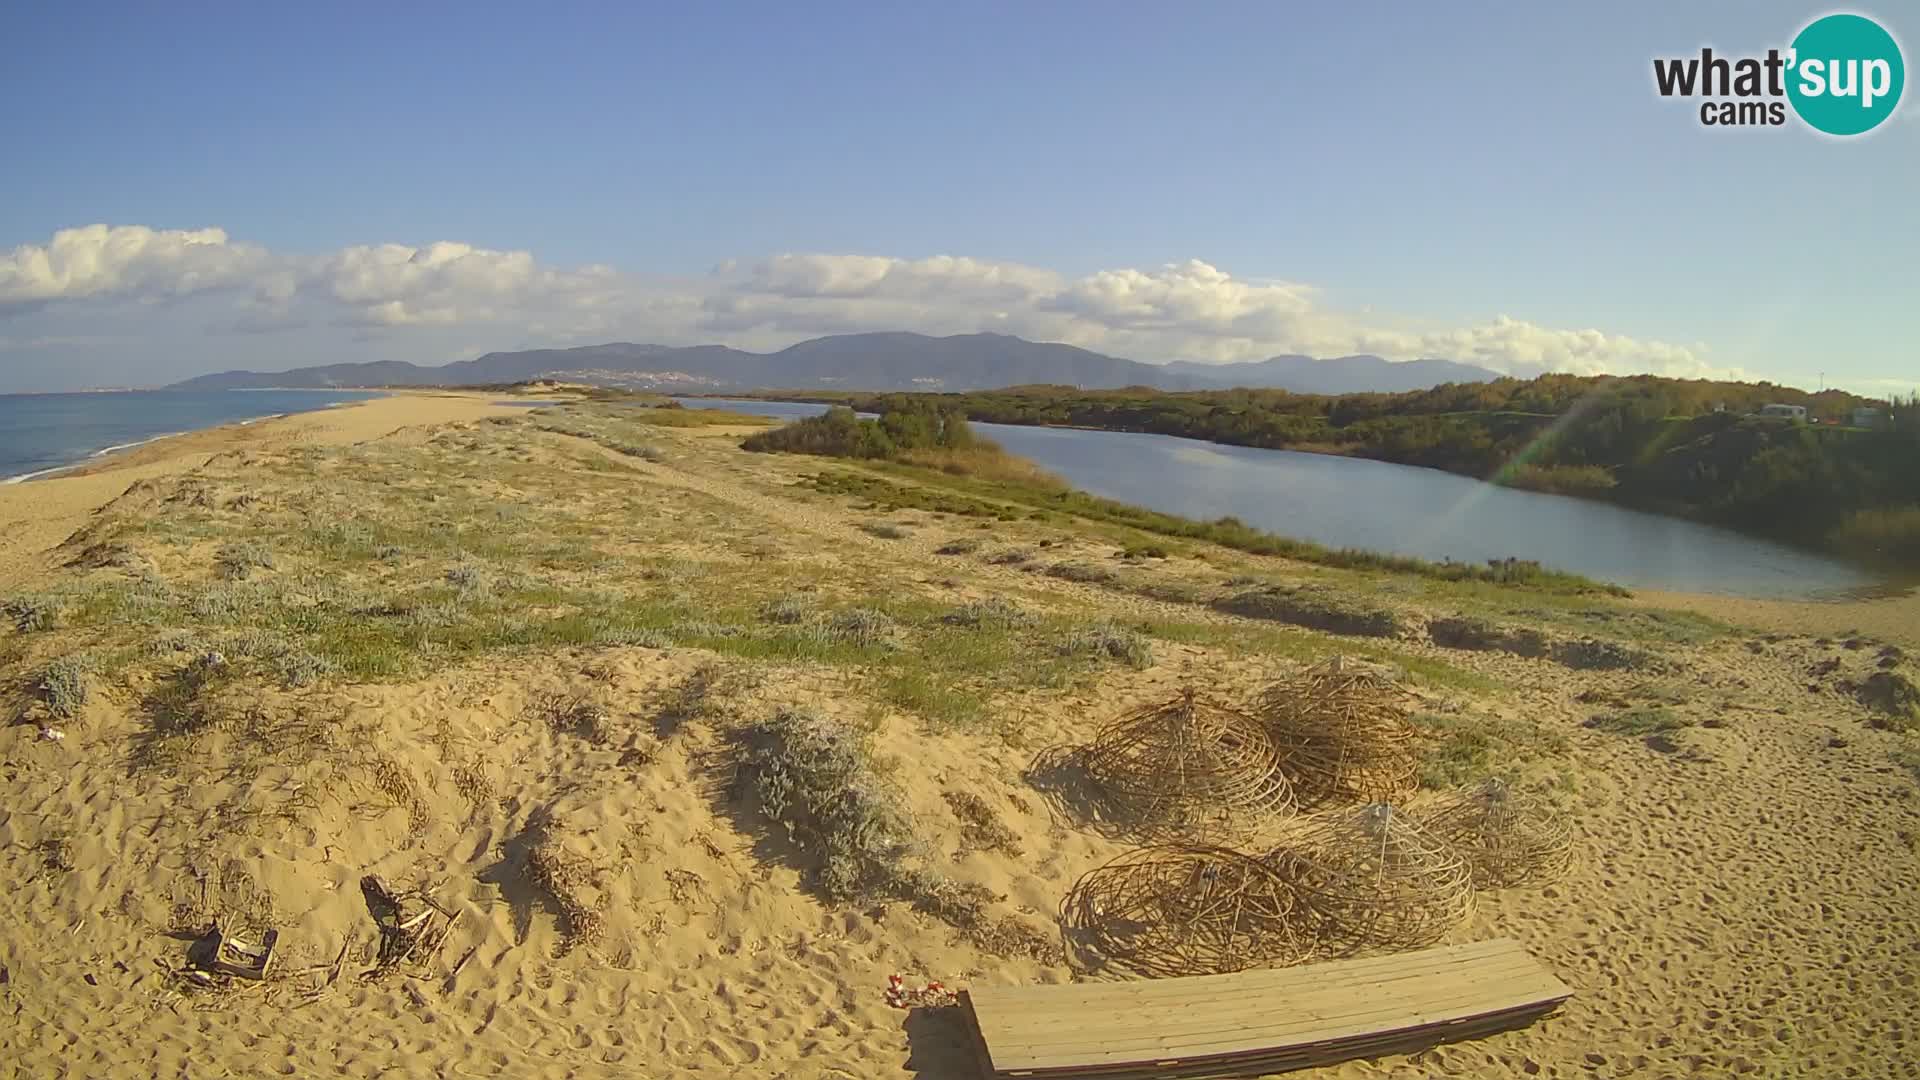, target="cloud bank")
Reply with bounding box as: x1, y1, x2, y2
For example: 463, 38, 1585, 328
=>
1, 224, 1733, 382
